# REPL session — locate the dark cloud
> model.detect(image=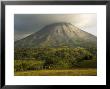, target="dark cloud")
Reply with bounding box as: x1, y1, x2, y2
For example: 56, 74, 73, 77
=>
14, 14, 96, 41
